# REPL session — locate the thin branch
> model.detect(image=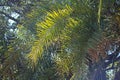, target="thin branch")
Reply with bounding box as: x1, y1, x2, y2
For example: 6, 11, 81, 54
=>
98, 0, 102, 24
0, 11, 20, 24
0, 4, 11, 6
